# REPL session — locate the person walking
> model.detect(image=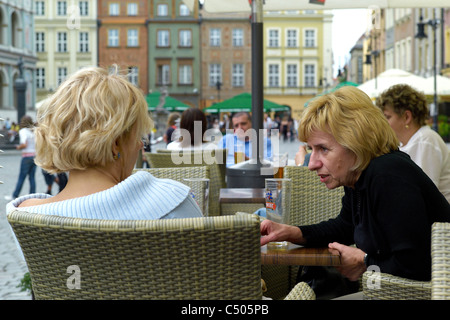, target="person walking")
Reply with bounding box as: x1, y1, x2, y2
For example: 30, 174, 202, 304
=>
8, 116, 37, 200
